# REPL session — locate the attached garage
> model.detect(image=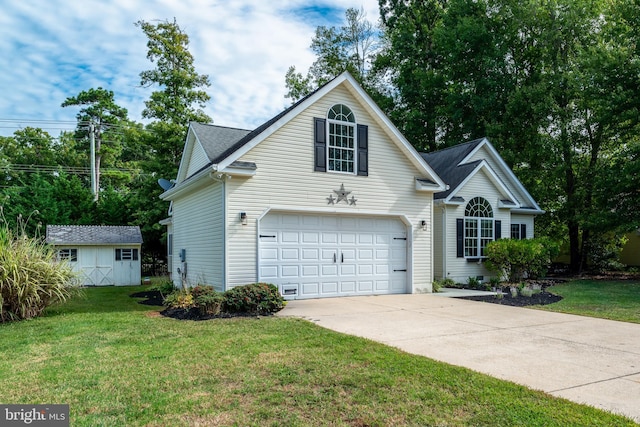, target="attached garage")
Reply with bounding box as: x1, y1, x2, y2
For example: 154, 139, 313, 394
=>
259, 212, 408, 299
